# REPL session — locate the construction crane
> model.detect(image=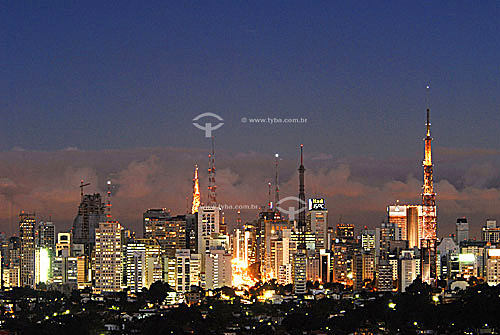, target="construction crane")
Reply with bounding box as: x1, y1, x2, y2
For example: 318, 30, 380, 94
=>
80, 179, 90, 202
